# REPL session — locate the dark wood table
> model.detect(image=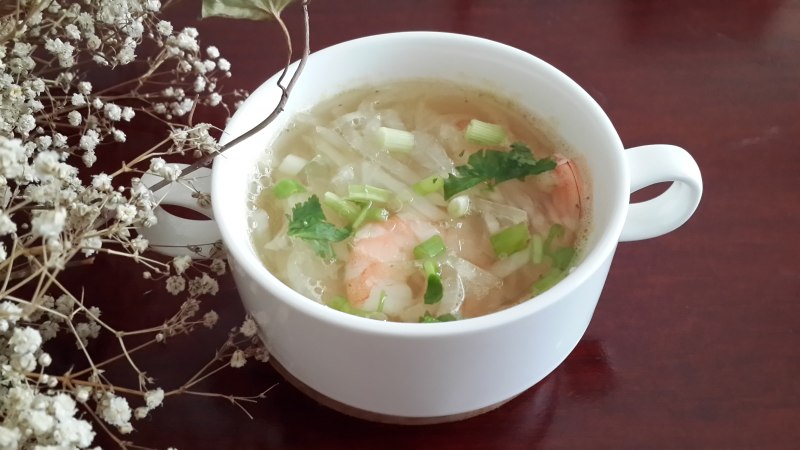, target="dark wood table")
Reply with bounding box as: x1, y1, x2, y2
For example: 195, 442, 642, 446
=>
84, 0, 799, 448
